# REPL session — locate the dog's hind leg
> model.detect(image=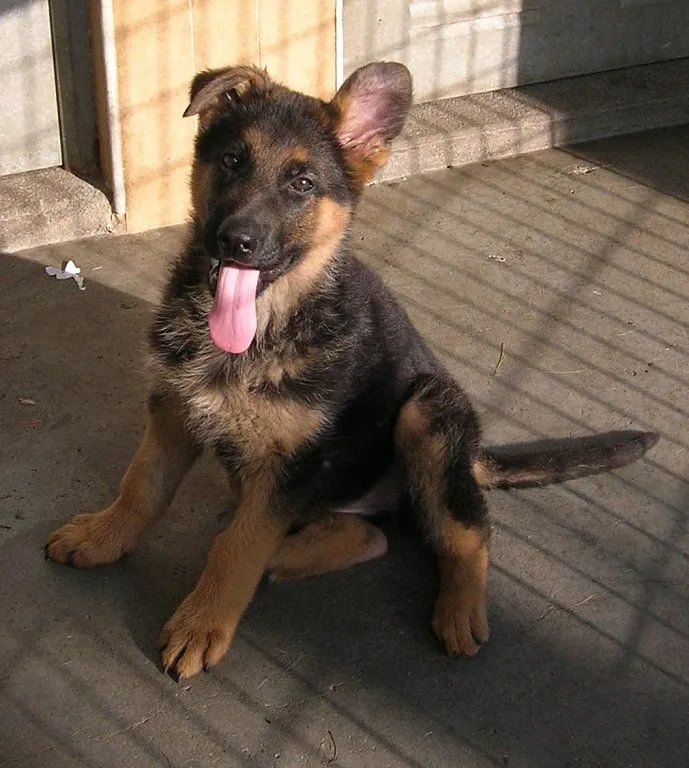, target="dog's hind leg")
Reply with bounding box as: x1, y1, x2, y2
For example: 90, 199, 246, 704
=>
395, 376, 491, 657
46, 390, 201, 568
269, 515, 388, 580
